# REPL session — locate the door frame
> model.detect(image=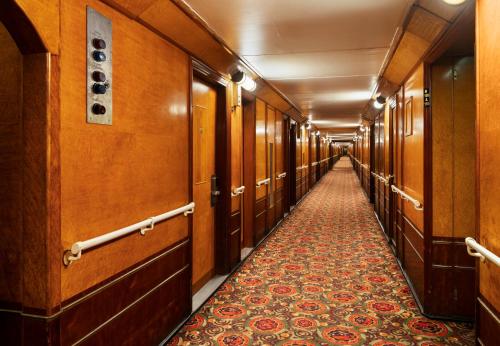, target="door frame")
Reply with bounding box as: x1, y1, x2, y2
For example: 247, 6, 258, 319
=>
191, 58, 234, 275
289, 121, 297, 206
